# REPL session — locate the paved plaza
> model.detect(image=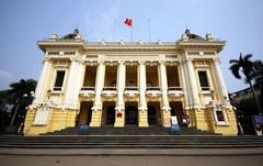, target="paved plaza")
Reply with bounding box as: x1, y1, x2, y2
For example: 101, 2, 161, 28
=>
1, 155, 263, 166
